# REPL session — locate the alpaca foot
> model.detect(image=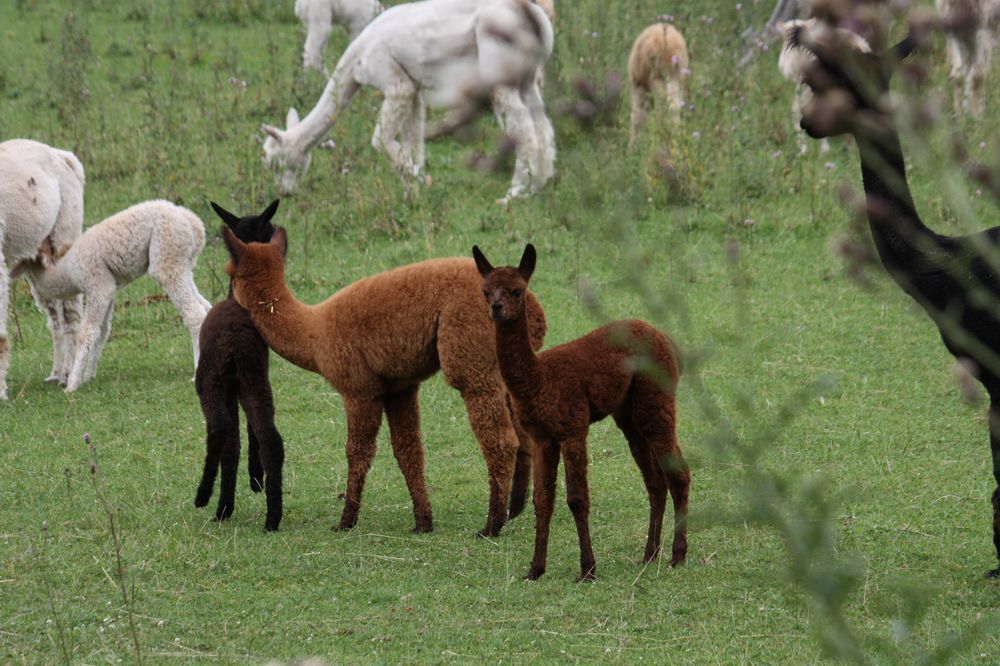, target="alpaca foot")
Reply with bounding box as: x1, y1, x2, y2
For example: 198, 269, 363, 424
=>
669, 552, 686, 567
334, 518, 358, 531
44, 374, 61, 384
475, 524, 504, 539
411, 524, 433, 534
194, 486, 213, 508
643, 545, 662, 564
525, 566, 545, 581
507, 497, 526, 521
986, 566, 1000, 579
264, 516, 281, 532
249, 475, 264, 493
576, 567, 597, 583
214, 503, 233, 522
